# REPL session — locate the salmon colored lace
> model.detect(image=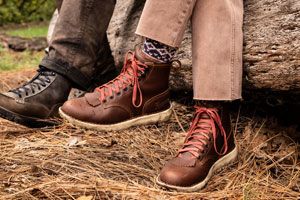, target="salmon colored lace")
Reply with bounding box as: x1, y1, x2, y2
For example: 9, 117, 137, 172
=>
96, 51, 148, 108
178, 106, 228, 158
